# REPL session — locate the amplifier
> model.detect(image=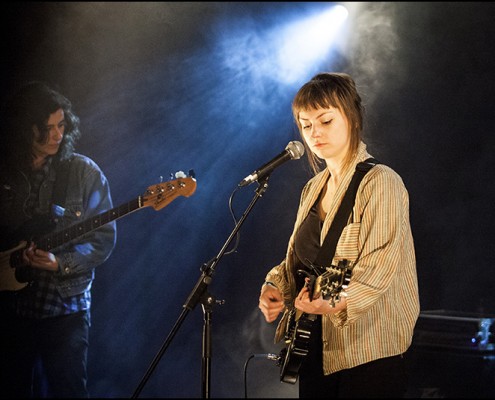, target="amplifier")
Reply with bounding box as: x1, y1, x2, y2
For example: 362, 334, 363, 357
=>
412, 309, 495, 353
405, 309, 495, 398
